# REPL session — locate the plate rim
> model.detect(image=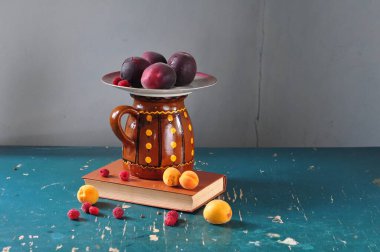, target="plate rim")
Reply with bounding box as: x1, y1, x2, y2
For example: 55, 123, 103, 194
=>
101, 71, 217, 98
